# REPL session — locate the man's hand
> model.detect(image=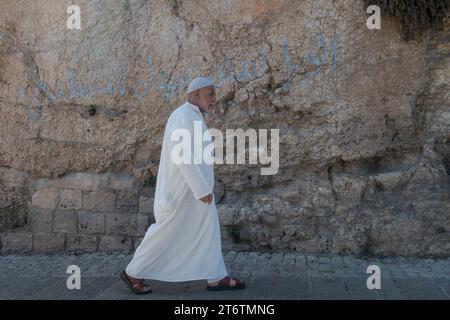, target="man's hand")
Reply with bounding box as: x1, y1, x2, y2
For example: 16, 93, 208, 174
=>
199, 193, 213, 204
